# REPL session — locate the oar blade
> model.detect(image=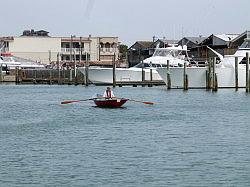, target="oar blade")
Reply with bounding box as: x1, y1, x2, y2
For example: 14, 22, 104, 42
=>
143, 101, 154, 105
61, 100, 80, 105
